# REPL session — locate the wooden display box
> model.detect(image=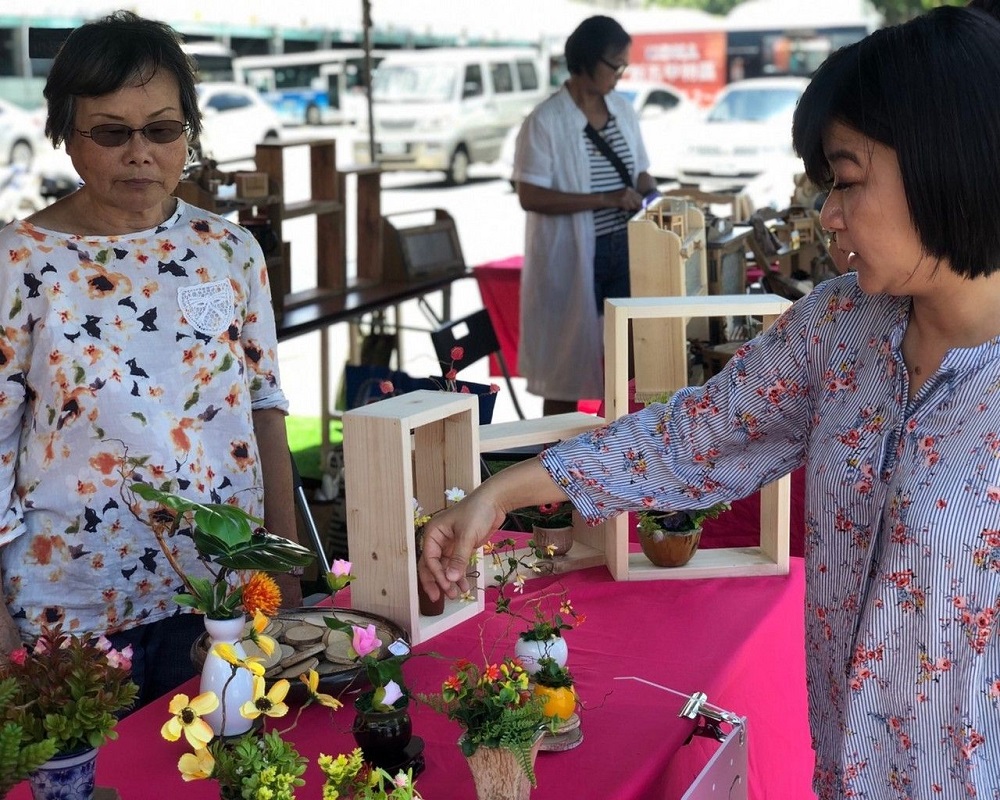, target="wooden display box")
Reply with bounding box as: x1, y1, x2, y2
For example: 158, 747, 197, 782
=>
479, 413, 612, 575
234, 171, 269, 199
342, 391, 484, 644
603, 294, 793, 581
628, 197, 708, 400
